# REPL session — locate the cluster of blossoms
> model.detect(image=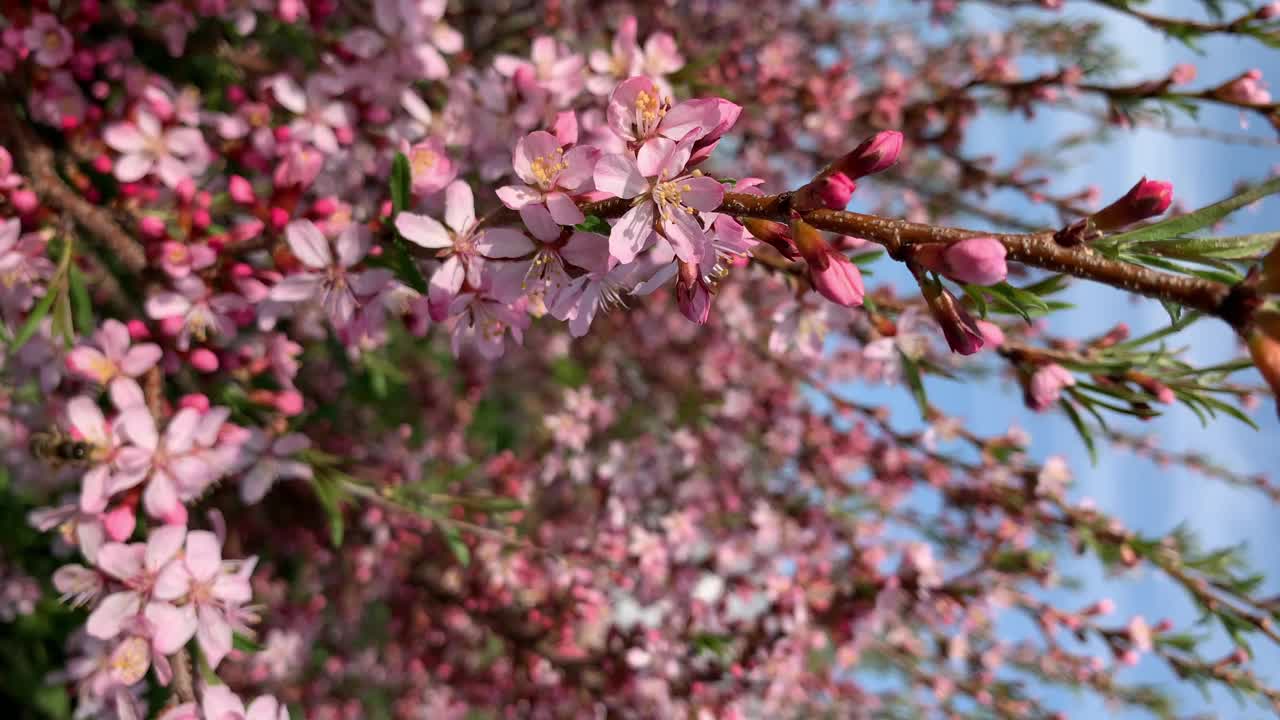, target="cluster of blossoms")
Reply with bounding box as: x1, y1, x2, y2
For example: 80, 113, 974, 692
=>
0, 2, 1276, 719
